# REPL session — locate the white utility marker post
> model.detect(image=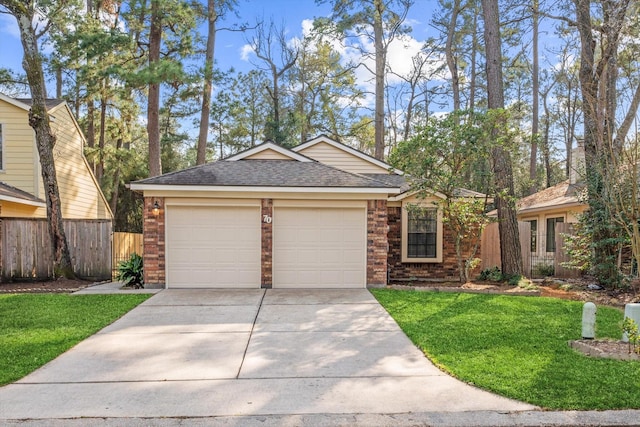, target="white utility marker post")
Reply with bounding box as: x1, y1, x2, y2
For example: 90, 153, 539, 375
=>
582, 302, 596, 340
